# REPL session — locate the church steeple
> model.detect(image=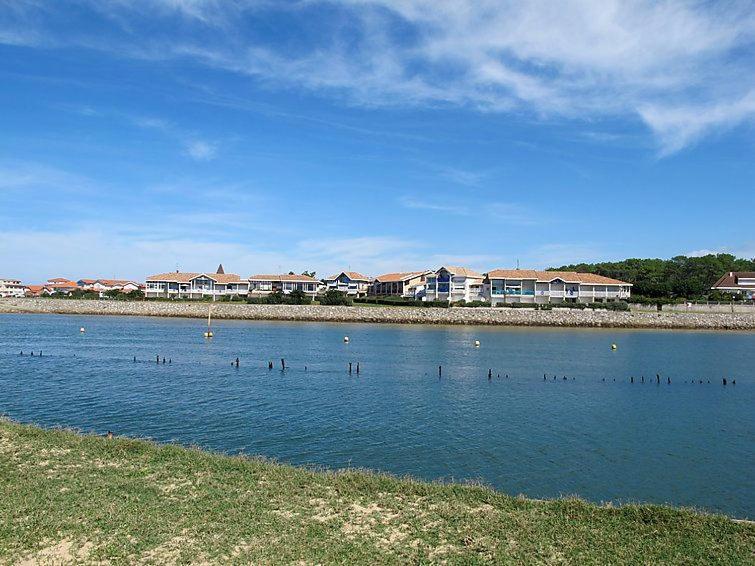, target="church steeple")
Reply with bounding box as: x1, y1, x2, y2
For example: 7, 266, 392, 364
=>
216, 264, 225, 274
